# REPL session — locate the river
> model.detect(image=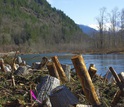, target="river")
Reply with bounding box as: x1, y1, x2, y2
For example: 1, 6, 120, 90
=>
20, 53, 124, 76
